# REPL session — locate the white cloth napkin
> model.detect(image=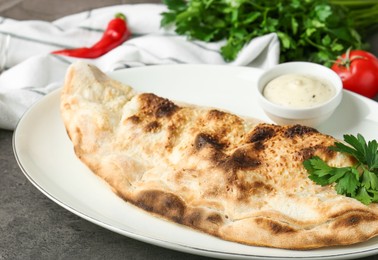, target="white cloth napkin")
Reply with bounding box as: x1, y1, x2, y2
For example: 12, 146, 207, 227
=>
0, 4, 279, 130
